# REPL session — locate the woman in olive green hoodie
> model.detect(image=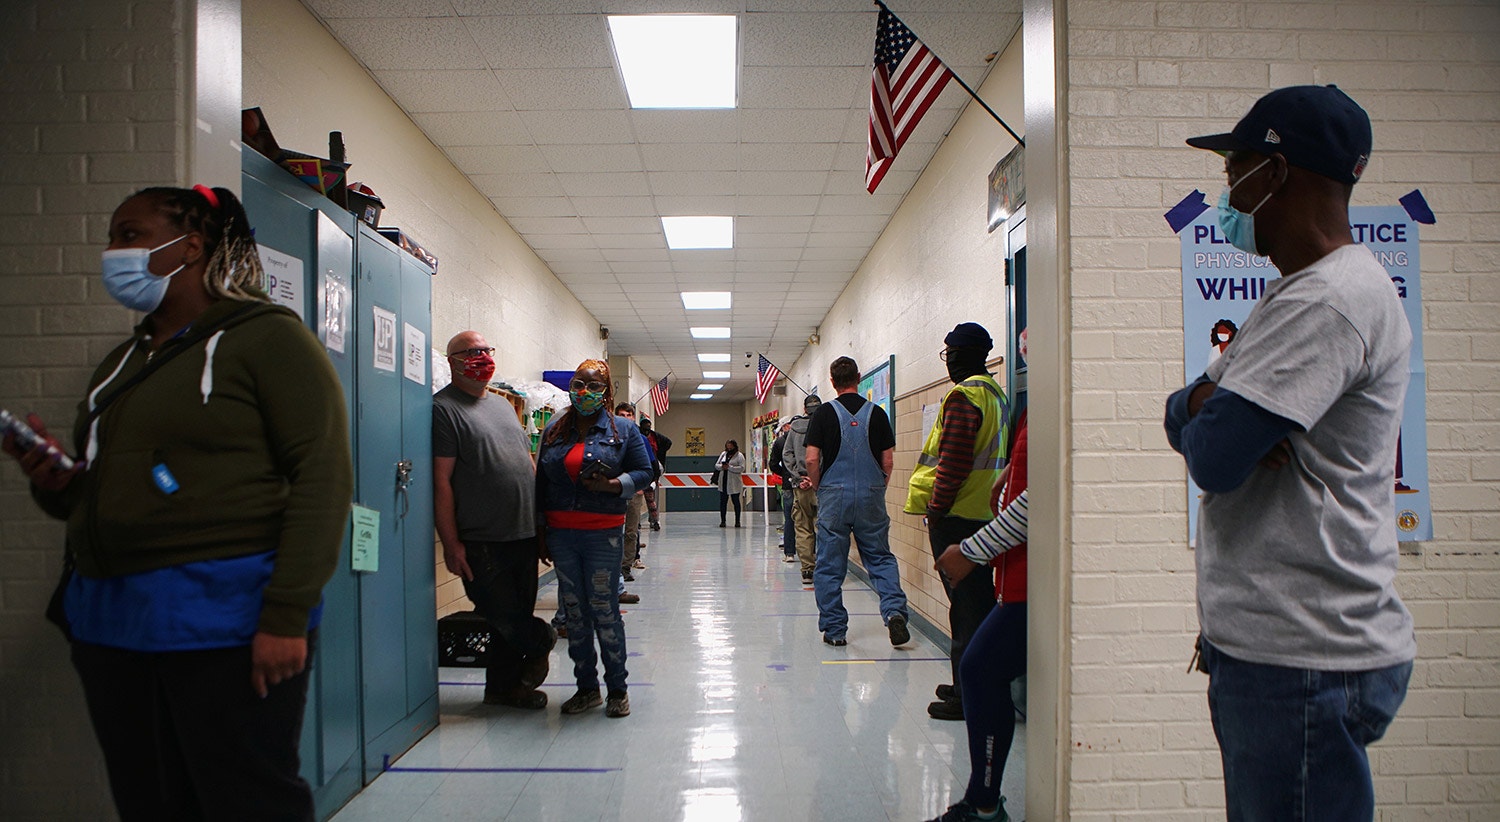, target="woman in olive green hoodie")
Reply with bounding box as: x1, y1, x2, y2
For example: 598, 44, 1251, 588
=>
4, 185, 352, 821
